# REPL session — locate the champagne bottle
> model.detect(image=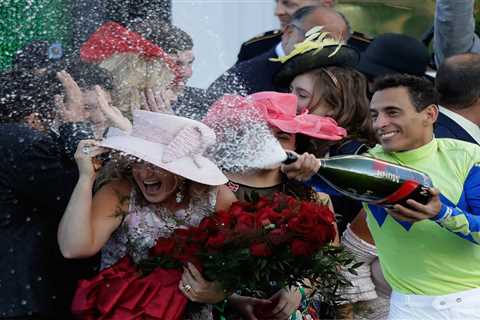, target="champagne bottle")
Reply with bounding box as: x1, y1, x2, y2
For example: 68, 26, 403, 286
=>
285, 153, 433, 207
